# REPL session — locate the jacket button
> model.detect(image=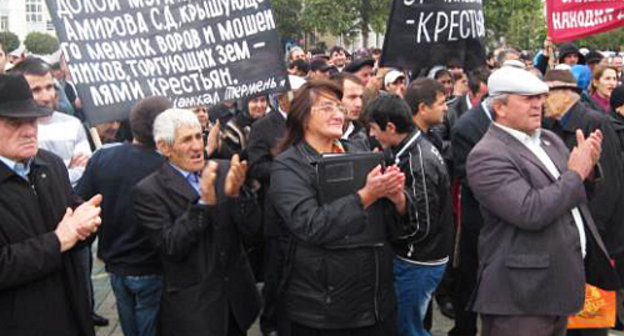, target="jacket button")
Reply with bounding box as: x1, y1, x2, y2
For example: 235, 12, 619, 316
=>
325, 296, 332, 304
41, 173, 46, 179
224, 276, 229, 281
